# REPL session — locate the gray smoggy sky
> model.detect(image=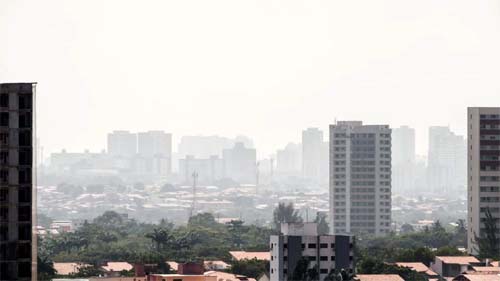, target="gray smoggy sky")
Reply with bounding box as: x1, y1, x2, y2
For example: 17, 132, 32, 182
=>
1, 0, 500, 158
